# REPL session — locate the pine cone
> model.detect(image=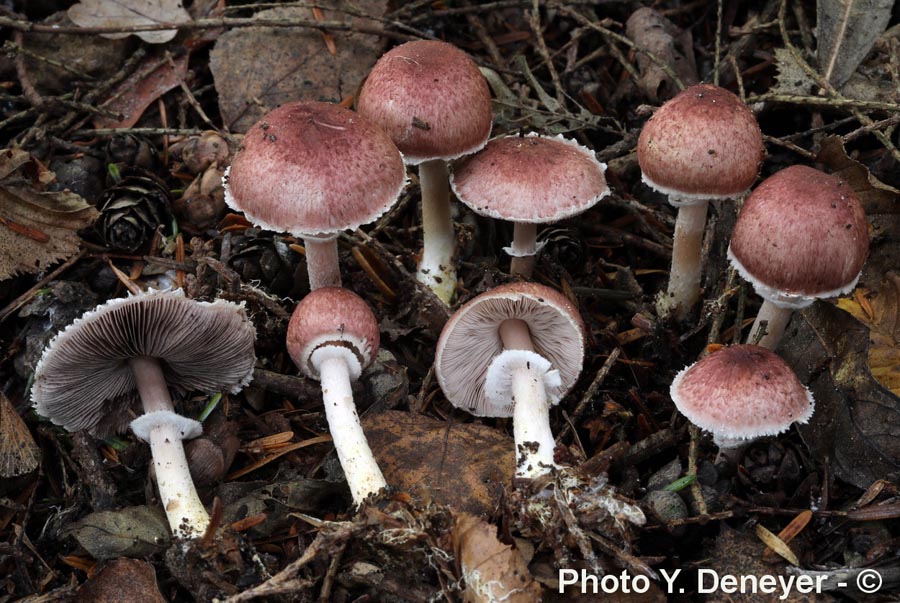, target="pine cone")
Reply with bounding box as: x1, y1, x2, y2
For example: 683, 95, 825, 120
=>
97, 169, 172, 252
